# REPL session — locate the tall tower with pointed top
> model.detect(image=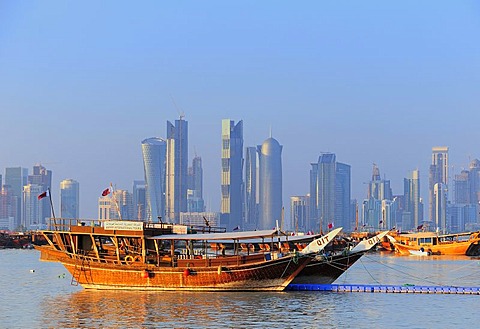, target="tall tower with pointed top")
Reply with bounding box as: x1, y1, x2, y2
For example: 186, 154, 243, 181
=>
257, 136, 282, 230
